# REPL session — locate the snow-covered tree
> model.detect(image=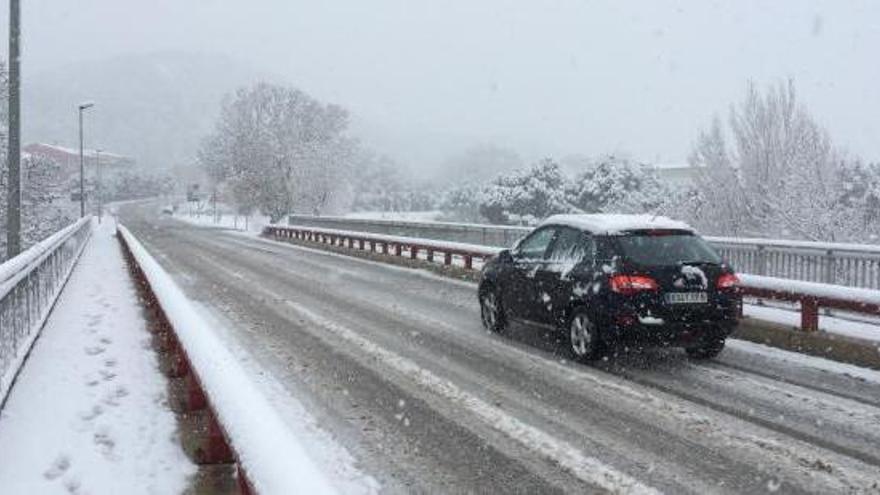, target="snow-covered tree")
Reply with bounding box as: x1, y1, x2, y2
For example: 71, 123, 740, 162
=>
0, 60, 78, 260
198, 82, 357, 222
1, 154, 76, 259
688, 116, 753, 236
690, 80, 870, 241
479, 158, 576, 224
566, 154, 667, 214
438, 183, 485, 222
